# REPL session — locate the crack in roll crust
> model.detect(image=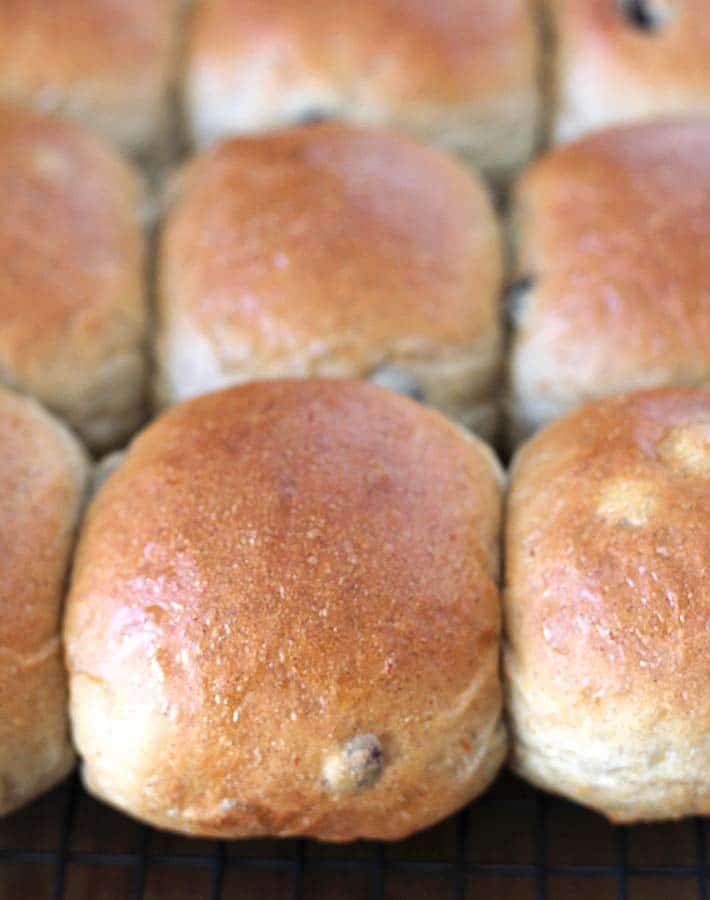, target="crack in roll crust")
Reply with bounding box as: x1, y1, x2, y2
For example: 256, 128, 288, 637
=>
508, 119, 710, 443
155, 124, 503, 439
65, 379, 506, 840
504, 387, 710, 822
0, 387, 89, 816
